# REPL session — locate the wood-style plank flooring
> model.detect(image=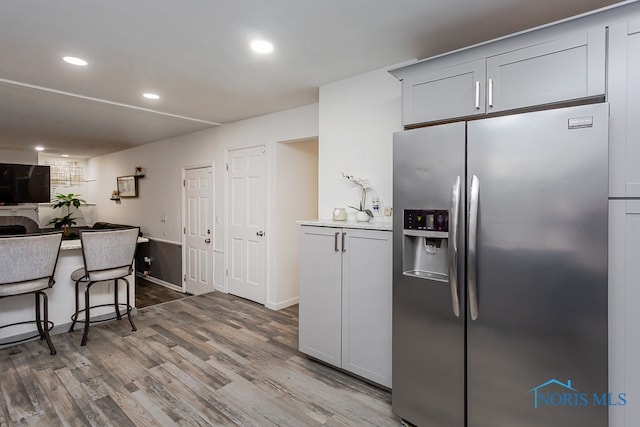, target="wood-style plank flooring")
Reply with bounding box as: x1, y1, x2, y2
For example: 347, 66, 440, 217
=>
0, 291, 398, 426
135, 277, 187, 309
